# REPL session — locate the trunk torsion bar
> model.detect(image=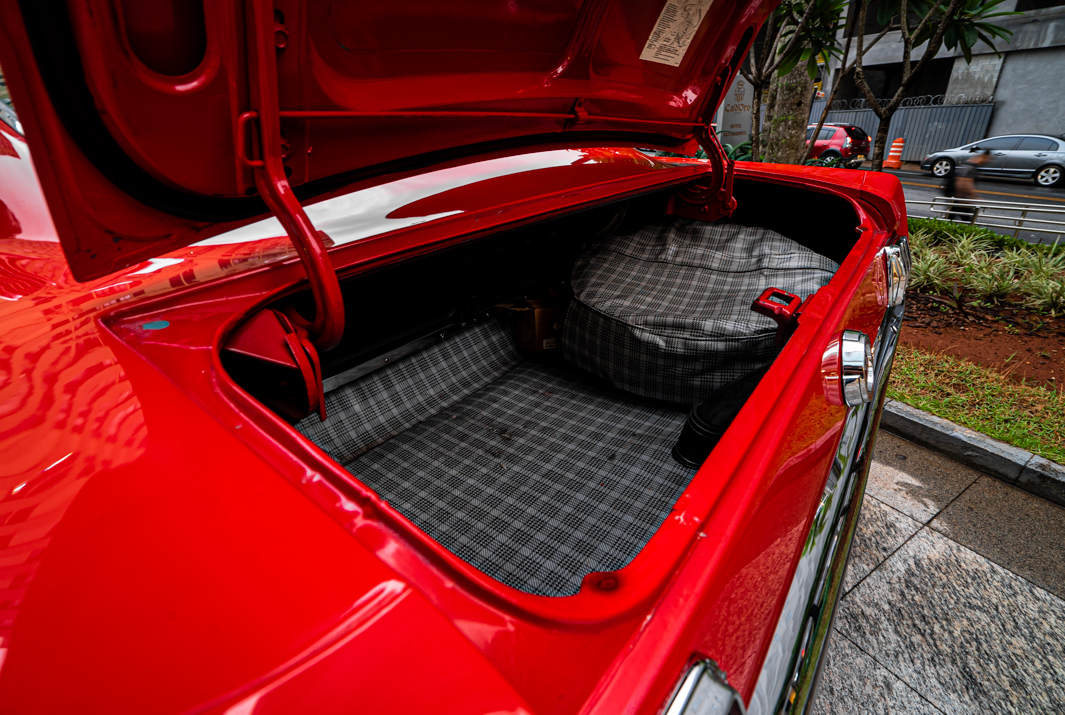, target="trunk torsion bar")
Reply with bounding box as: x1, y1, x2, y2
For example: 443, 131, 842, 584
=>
240, 0, 345, 351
